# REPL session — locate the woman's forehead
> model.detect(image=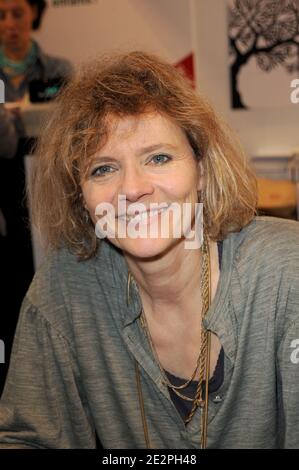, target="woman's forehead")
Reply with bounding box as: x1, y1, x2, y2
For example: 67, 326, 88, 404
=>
101, 112, 188, 150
